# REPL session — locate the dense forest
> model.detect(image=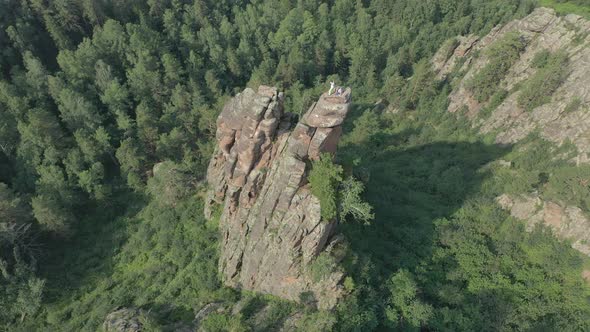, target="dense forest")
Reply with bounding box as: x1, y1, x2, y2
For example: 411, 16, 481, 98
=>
1, 0, 590, 331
